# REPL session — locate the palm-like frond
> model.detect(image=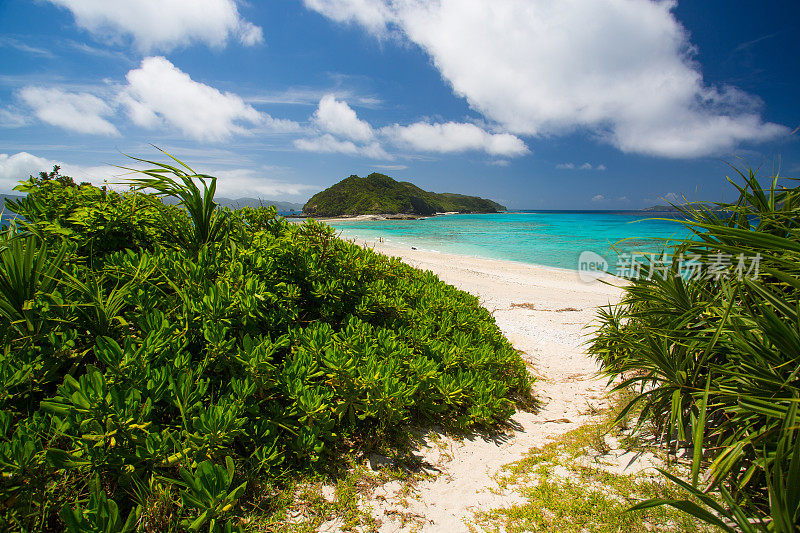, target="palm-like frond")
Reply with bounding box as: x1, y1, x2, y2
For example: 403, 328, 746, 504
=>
0, 232, 69, 336
118, 147, 228, 253
590, 166, 800, 528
